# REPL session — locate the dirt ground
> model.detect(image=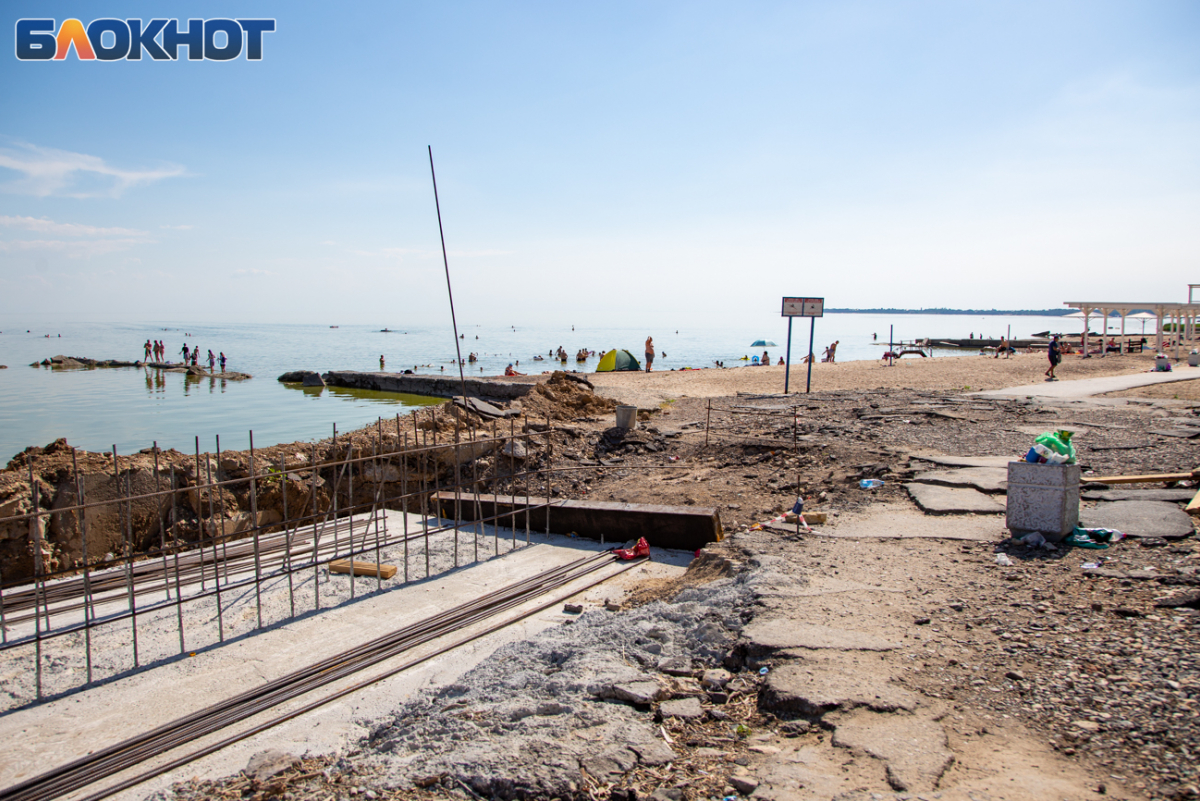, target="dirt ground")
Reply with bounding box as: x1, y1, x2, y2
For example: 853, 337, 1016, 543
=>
157, 362, 1199, 801
1102, 377, 1200, 401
